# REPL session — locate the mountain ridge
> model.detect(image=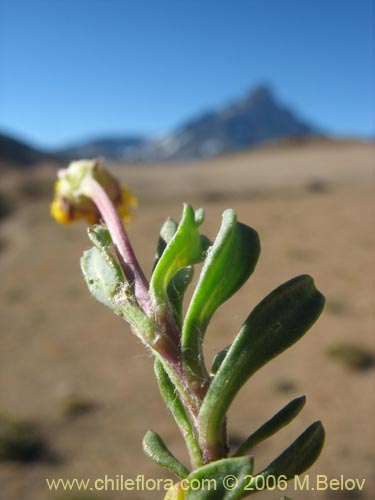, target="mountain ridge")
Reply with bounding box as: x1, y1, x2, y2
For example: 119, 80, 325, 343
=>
1, 85, 322, 166
57, 85, 318, 162
0, 132, 55, 167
